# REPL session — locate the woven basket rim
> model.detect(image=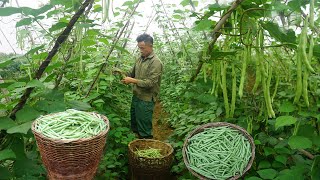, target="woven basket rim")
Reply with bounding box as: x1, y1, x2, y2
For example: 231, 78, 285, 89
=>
182, 122, 256, 180
128, 139, 174, 160
31, 111, 110, 144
